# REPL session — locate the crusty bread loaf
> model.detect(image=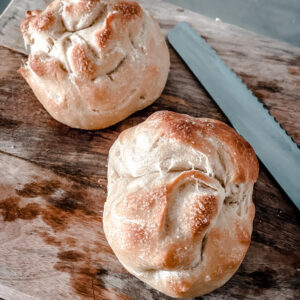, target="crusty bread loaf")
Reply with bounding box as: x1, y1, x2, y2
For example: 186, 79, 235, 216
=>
103, 111, 259, 298
19, 0, 170, 129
